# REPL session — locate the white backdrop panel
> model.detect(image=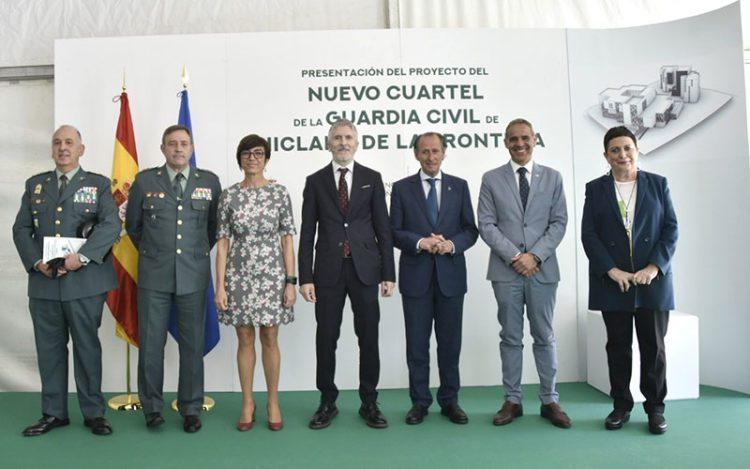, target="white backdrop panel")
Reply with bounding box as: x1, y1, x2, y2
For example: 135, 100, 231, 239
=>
54, 28, 576, 393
